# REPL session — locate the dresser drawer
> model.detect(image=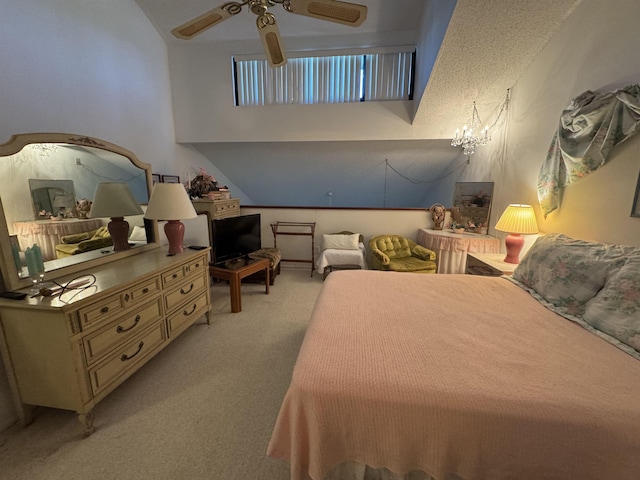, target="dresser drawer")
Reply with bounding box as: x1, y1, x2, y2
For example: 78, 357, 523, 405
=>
82, 298, 163, 365
78, 294, 124, 329
78, 277, 162, 329
122, 277, 161, 307
213, 199, 239, 218
162, 265, 187, 288
88, 320, 167, 396
167, 293, 209, 336
164, 272, 208, 313
186, 256, 206, 274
